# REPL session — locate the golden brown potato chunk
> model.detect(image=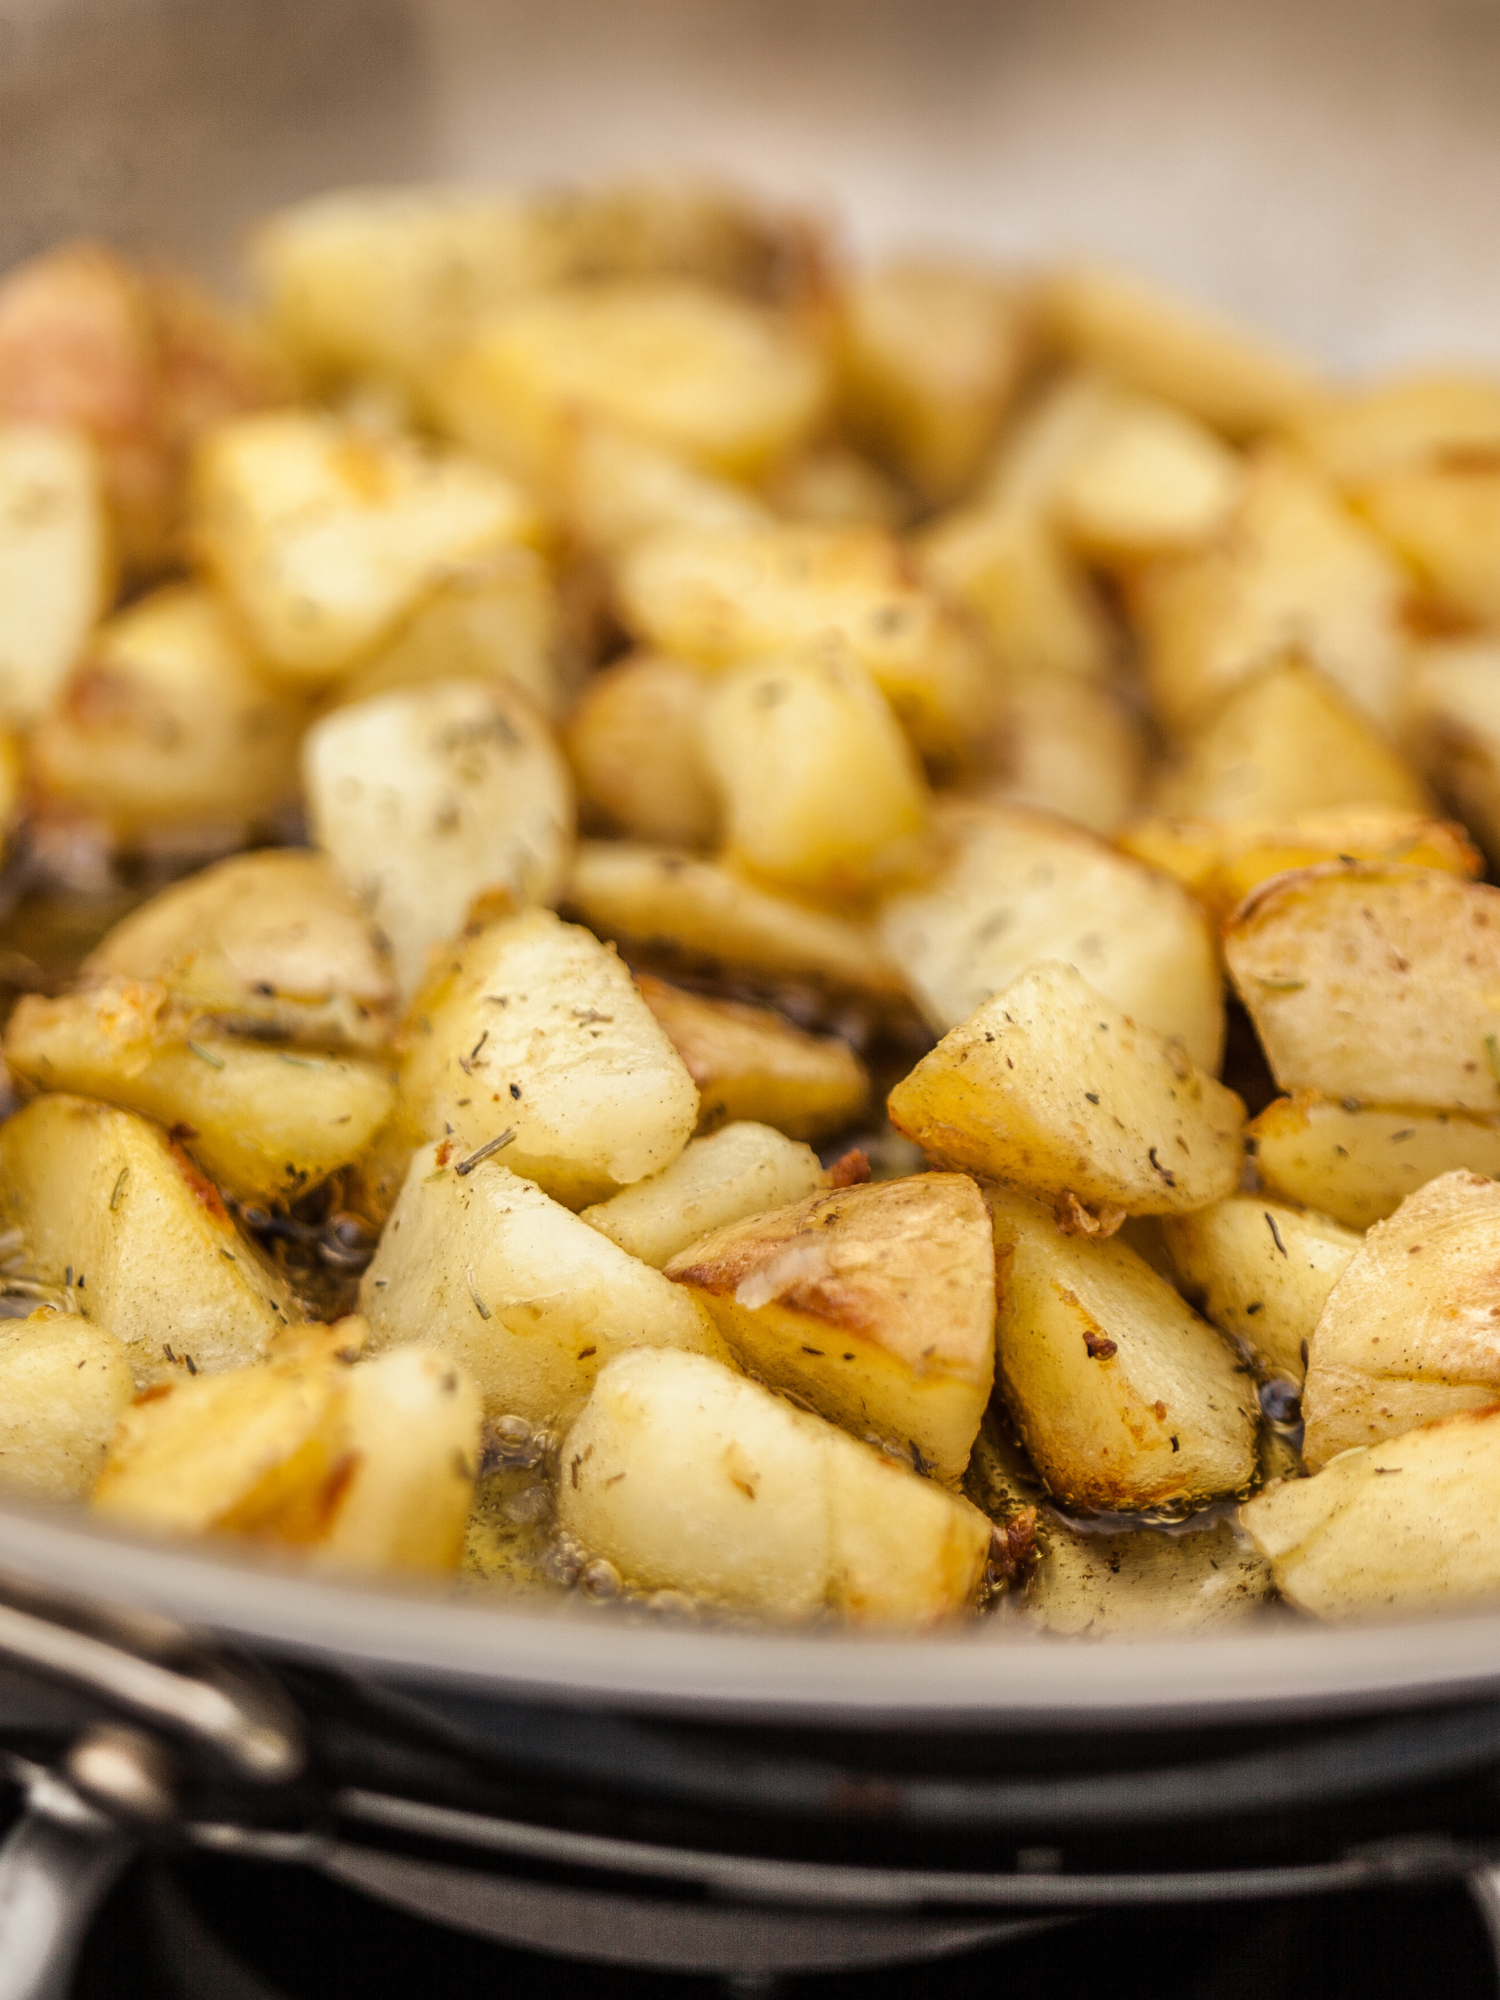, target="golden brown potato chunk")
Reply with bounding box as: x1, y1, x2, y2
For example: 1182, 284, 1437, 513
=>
566, 652, 718, 849
989, 1187, 1258, 1511
0, 1311, 134, 1500
1050, 391, 1244, 566
636, 976, 869, 1142
888, 963, 1243, 1224
665, 1173, 995, 1482
1300, 1172, 1500, 1469
561, 418, 771, 555
1360, 464, 1500, 627
0, 422, 113, 727
581, 1122, 827, 1270
1291, 372, 1500, 487
1406, 638, 1500, 869
919, 501, 1114, 687
1250, 1093, 1500, 1231
85, 849, 396, 1053
557, 1347, 991, 1623
1225, 863, 1500, 1112
964, 677, 1145, 837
